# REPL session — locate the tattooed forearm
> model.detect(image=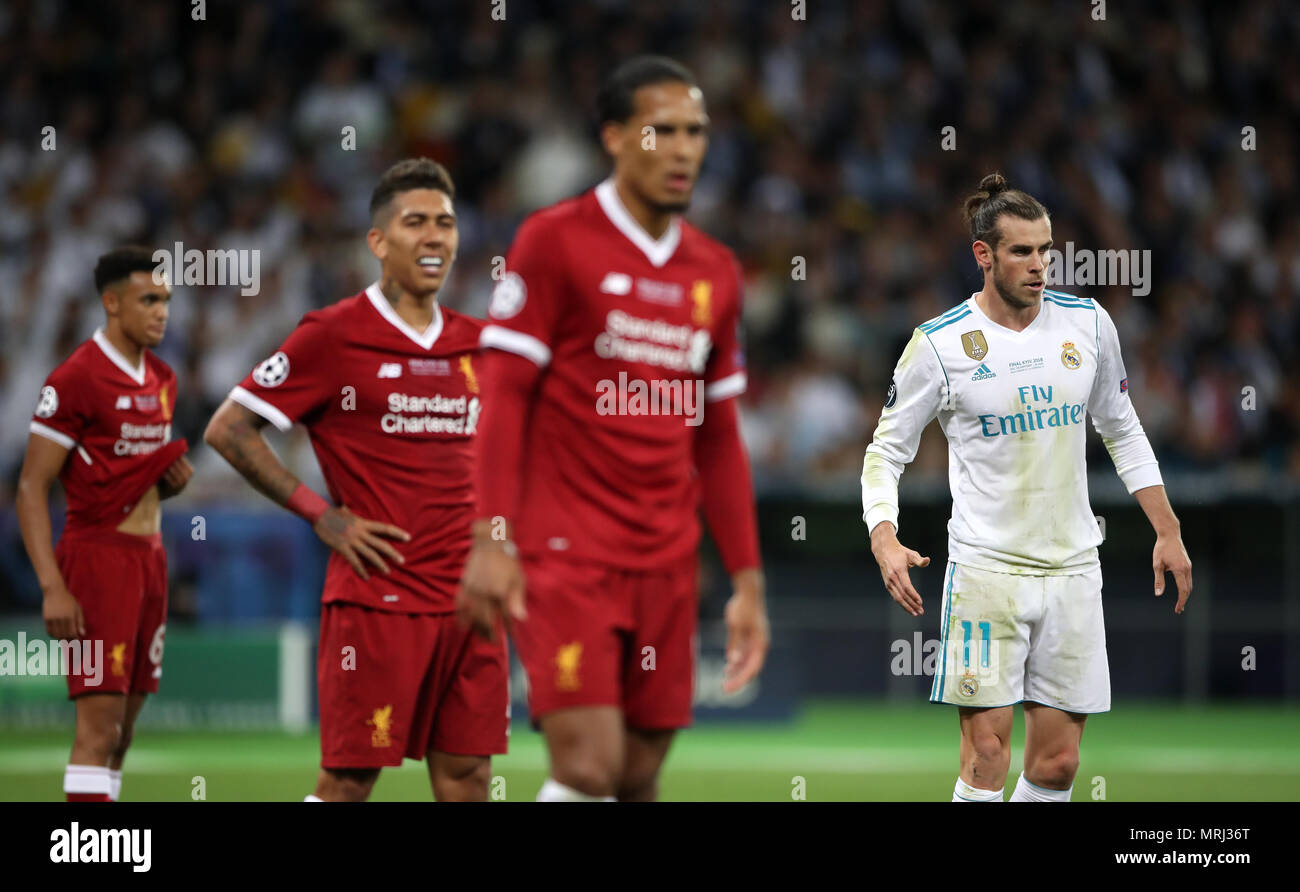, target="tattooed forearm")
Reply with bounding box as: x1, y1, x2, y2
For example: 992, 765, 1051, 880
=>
205, 400, 301, 507
221, 420, 301, 505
